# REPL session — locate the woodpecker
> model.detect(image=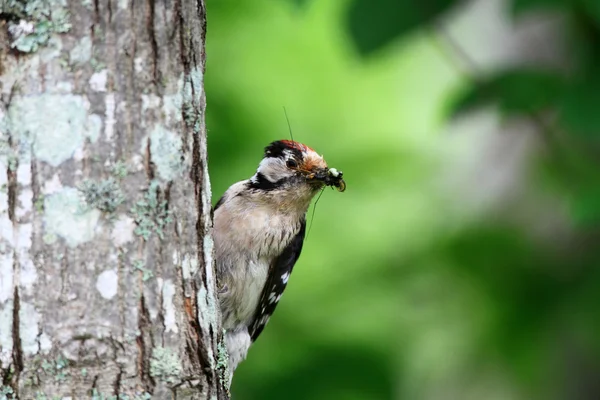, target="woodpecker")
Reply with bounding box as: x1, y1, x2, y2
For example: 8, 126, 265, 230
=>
213, 140, 345, 383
